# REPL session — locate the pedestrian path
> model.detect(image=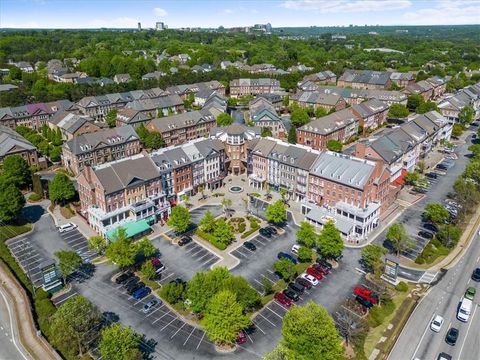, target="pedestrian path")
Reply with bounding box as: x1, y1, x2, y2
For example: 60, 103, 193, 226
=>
418, 271, 438, 284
